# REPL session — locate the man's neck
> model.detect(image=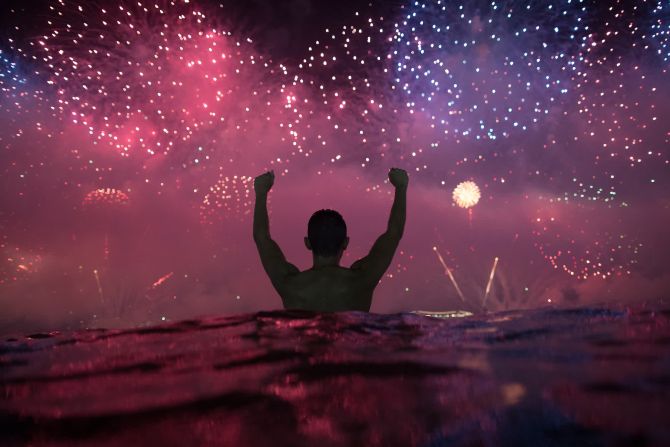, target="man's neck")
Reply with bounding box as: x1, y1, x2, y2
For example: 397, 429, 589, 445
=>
311, 255, 342, 269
